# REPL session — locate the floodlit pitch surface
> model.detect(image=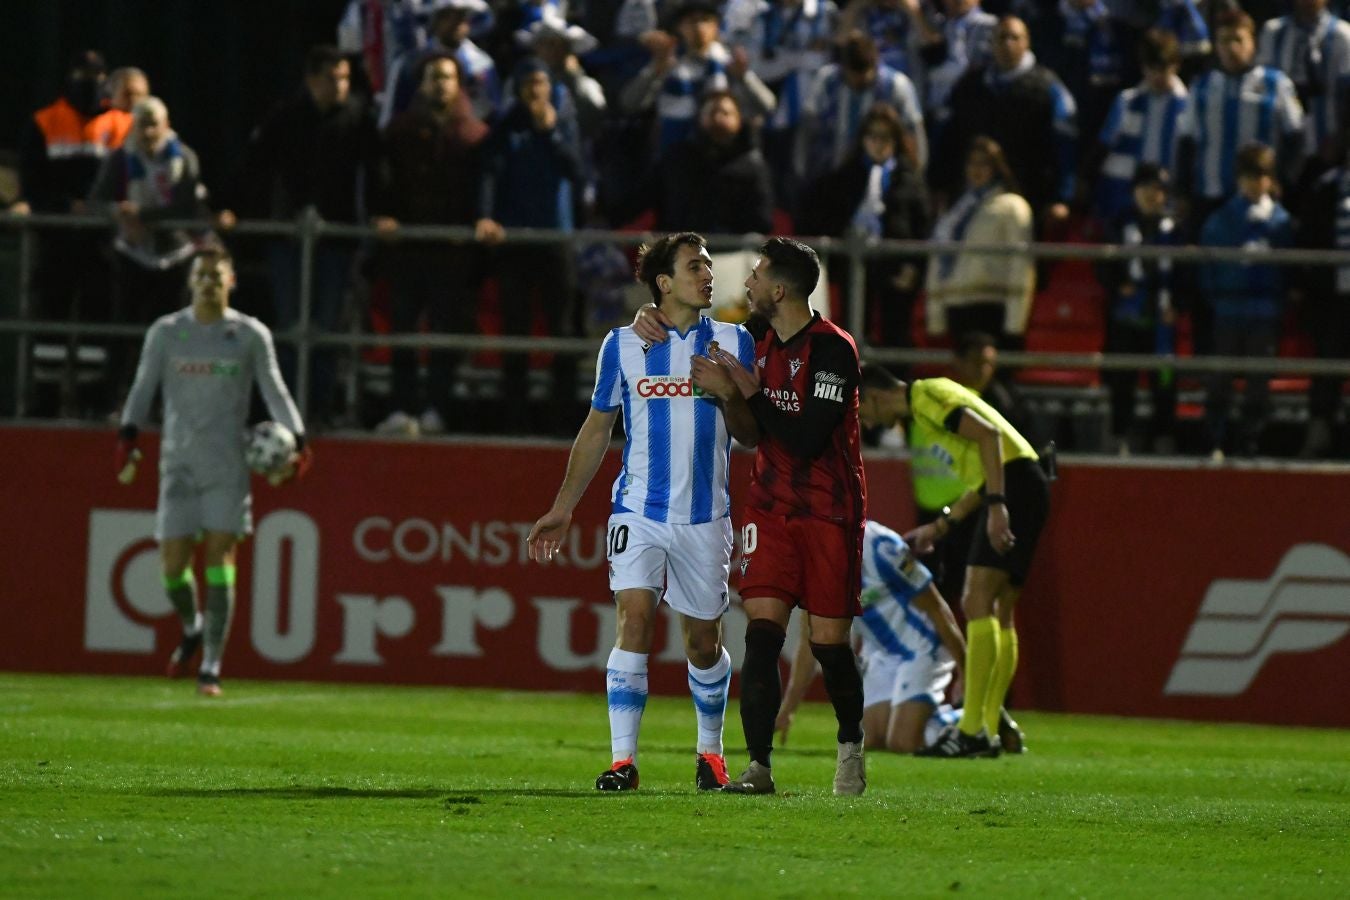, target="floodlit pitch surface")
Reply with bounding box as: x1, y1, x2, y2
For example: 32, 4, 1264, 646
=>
2, 674, 1347, 897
